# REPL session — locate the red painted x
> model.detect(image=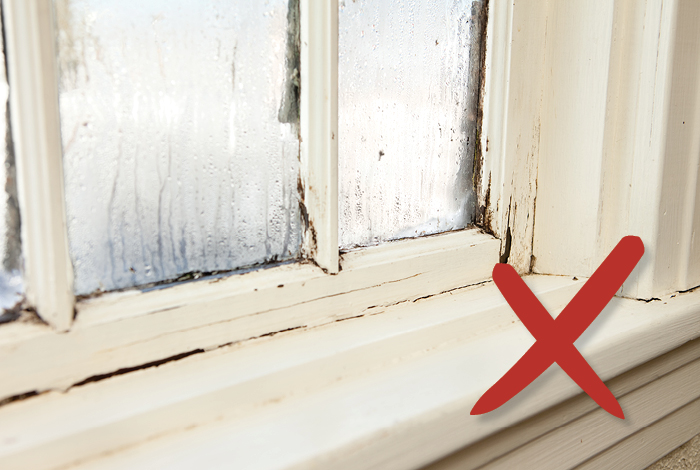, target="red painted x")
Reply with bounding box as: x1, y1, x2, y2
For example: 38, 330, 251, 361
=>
471, 236, 644, 419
